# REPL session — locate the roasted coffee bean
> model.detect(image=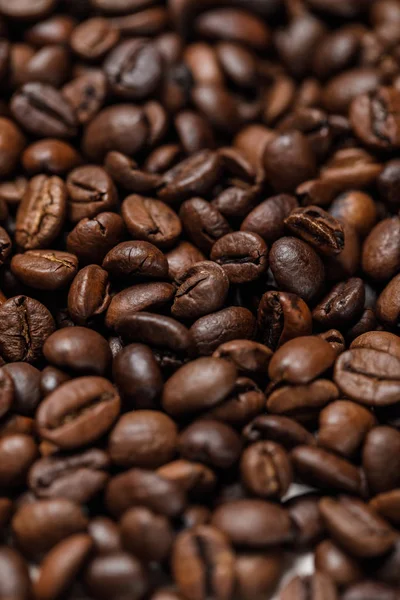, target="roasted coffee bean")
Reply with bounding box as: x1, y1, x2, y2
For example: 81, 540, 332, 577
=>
105, 151, 162, 193
0, 295, 55, 363
34, 534, 93, 600
36, 376, 120, 449
71, 17, 120, 60
40, 366, 70, 397
180, 197, 231, 255
279, 572, 338, 600
378, 159, 400, 209
362, 217, 400, 281
211, 499, 292, 547
257, 291, 312, 351
334, 348, 400, 406
0, 434, 37, 487
122, 194, 182, 249
16, 175, 67, 250
350, 87, 400, 150
212, 340, 272, 382
3, 362, 41, 415
210, 231, 268, 284
318, 400, 376, 458
12, 498, 88, 557
105, 467, 186, 518
112, 343, 163, 409
376, 273, 400, 327
269, 336, 336, 385
240, 441, 292, 499
22, 139, 81, 176
235, 552, 283, 600
269, 237, 325, 303
43, 327, 112, 376
315, 540, 363, 588
158, 459, 216, 497
11, 83, 77, 138
172, 525, 235, 600
62, 71, 107, 126
312, 278, 365, 330
0, 368, 14, 418
166, 241, 206, 281
172, 261, 229, 320
191, 307, 255, 356
120, 506, 173, 563
67, 212, 125, 266
319, 496, 396, 558
330, 191, 377, 238
241, 194, 298, 245
244, 414, 314, 449
68, 265, 111, 325
291, 446, 363, 495
88, 517, 122, 556
284, 206, 344, 257
103, 241, 169, 282
0, 118, 25, 178
341, 581, 399, 600
363, 426, 400, 494
286, 494, 325, 548
370, 489, 400, 525
0, 547, 31, 600
267, 380, 339, 419
179, 419, 242, 469
84, 553, 148, 600
67, 166, 118, 223
204, 377, 264, 426
109, 410, 177, 468
11, 250, 78, 291
263, 132, 317, 193
29, 449, 110, 503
